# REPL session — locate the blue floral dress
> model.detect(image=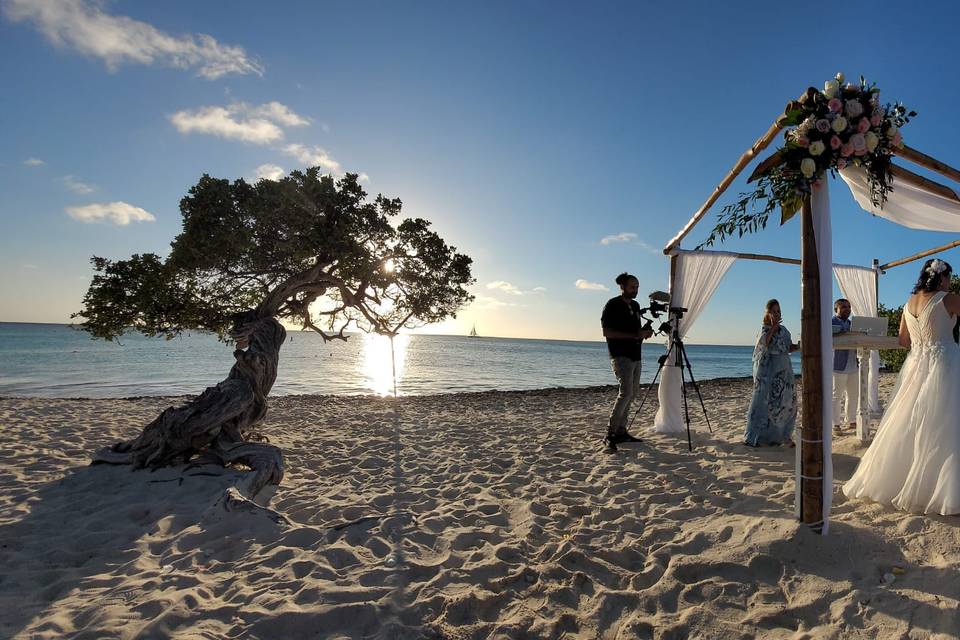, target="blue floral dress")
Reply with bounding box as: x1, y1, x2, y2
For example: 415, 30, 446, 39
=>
744, 325, 797, 446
